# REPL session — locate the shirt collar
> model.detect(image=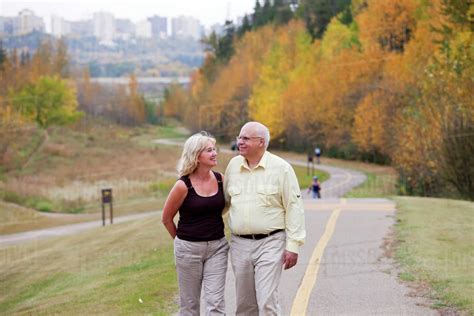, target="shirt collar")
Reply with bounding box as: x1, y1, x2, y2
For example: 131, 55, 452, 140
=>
240, 151, 269, 171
